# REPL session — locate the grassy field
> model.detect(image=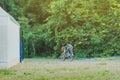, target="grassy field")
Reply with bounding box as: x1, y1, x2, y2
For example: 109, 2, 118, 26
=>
0, 58, 120, 80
